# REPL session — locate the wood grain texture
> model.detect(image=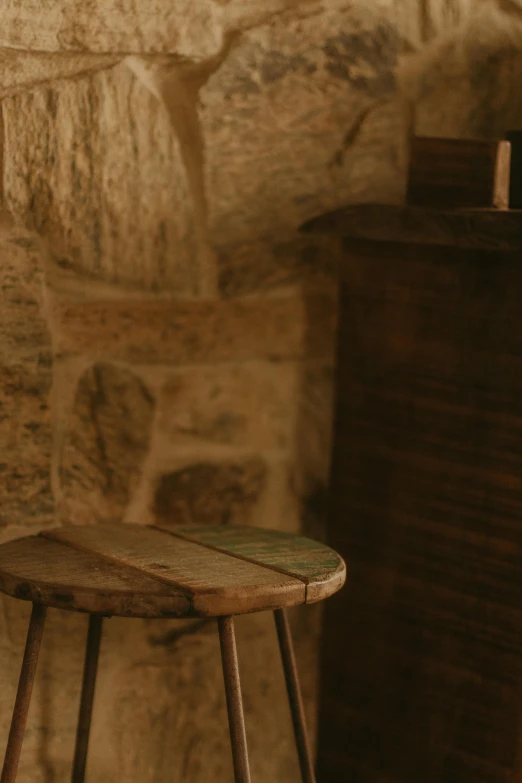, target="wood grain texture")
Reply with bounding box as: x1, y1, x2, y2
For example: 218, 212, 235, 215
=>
407, 137, 511, 209
0, 536, 190, 617
317, 236, 522, 783
301, 203, 522, 251
159, 524, 346, 603
43, 524, 307, 616
0, 525, 344, 617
